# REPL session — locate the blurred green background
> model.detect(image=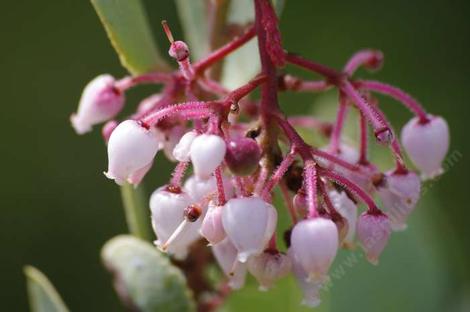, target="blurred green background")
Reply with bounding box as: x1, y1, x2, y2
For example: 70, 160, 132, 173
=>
1, 0, 469, 311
